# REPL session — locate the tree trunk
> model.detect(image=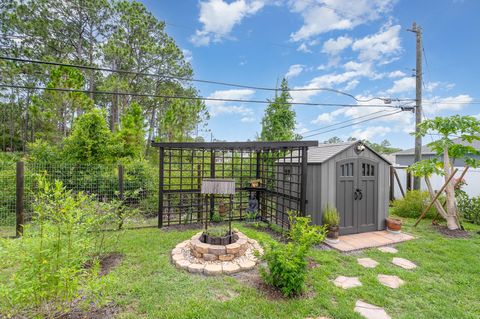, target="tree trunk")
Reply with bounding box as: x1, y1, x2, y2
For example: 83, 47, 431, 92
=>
443, 147, 459, 230
145, 106, 156, 156
425, 177, 448, 219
